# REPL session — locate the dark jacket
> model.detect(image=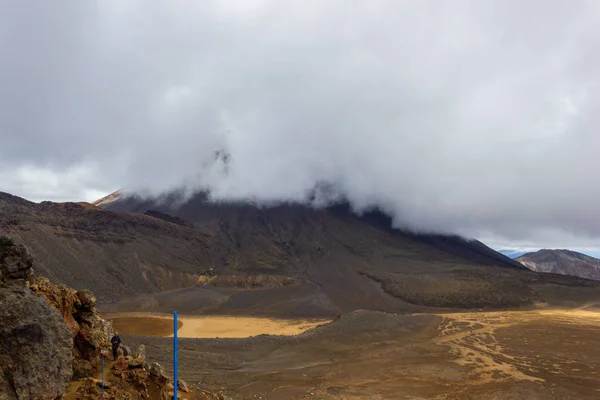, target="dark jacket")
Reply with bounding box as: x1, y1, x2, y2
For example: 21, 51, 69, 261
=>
111, 335, 121, 346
